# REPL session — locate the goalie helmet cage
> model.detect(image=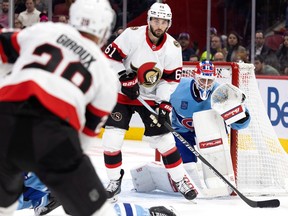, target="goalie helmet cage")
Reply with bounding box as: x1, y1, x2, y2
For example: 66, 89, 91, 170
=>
156, 61, 288, 196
